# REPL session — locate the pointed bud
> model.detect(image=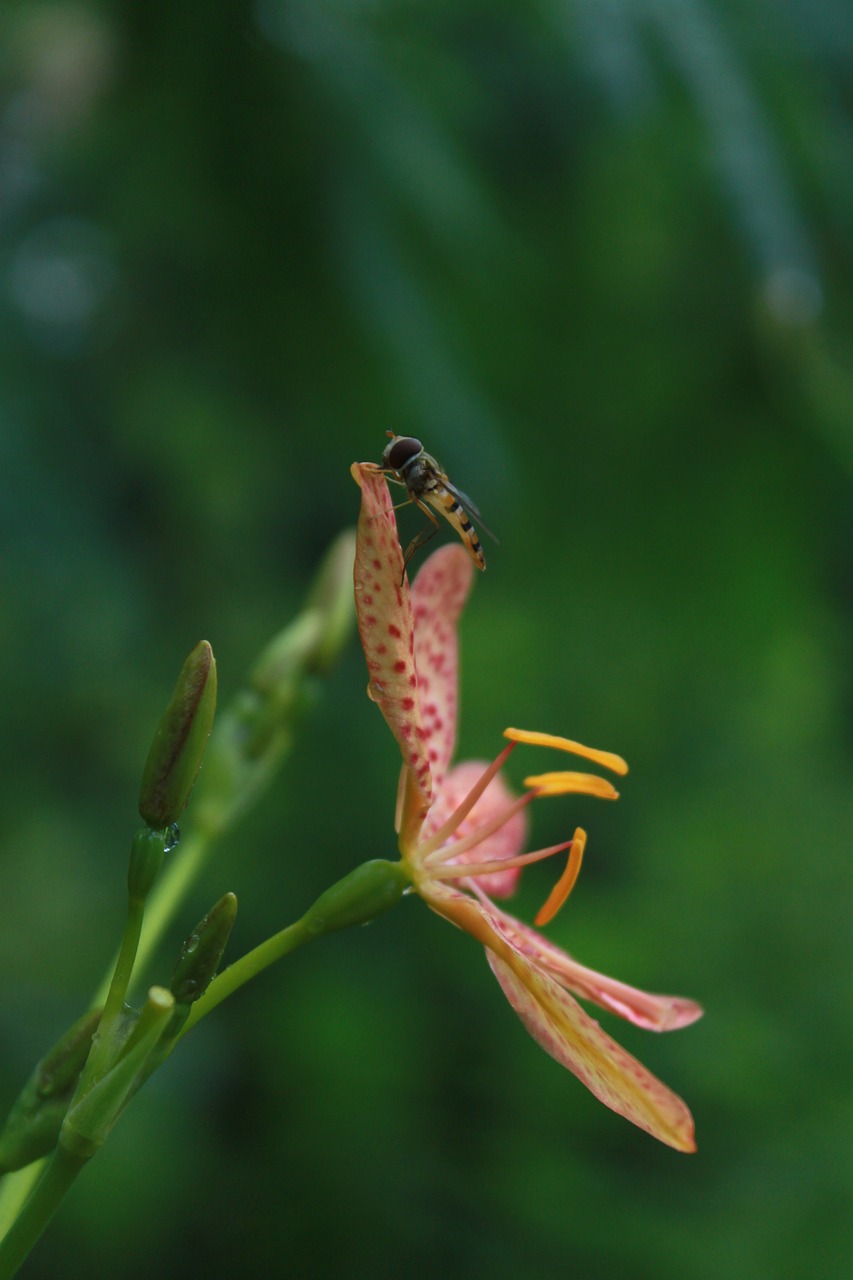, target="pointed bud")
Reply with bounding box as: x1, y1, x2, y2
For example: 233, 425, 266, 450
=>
138, 640, 217, 828
0, 1009, 101, 1172
170, 892, 238, 1005
300, 527, 357, 675
191, 536, 354, 839
250, 531, 355, 693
